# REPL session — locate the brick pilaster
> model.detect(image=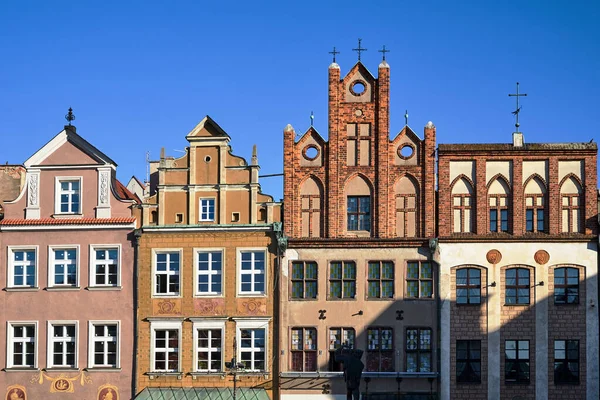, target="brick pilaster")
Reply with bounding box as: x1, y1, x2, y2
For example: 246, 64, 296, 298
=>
376, 62, 390, 238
